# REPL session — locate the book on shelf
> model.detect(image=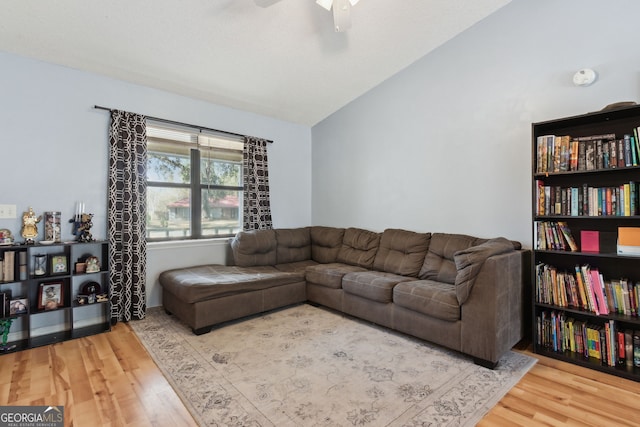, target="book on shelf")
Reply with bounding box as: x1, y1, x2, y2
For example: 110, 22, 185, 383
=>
536, 309, 640, 368
18, 251, 27, 281
626, 330, 634, 368
536, 181, 638, 217
558, 222, 578, 251
533, 131, 640, 173
617, 226, 640, 256
2, 251, 15, 282
634, 332, 640, 367
534, 221, 577, 251
581, 230, 600, 253
589, 268, 609, 315
536, 262, 640, 316
604, 279, 640, 316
